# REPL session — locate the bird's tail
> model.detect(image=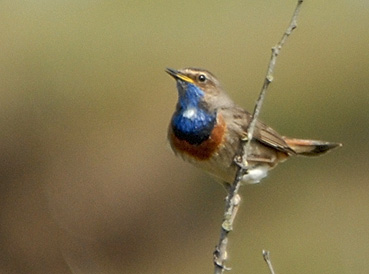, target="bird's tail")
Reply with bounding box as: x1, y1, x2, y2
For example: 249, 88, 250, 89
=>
283, 137, 342, 156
